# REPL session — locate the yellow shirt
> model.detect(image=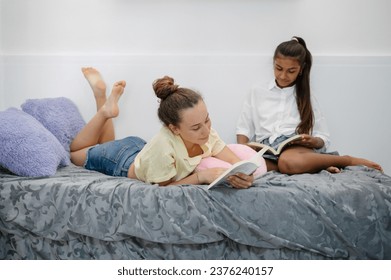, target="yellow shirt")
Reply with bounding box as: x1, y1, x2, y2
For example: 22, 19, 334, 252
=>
134, 126, 226, 184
